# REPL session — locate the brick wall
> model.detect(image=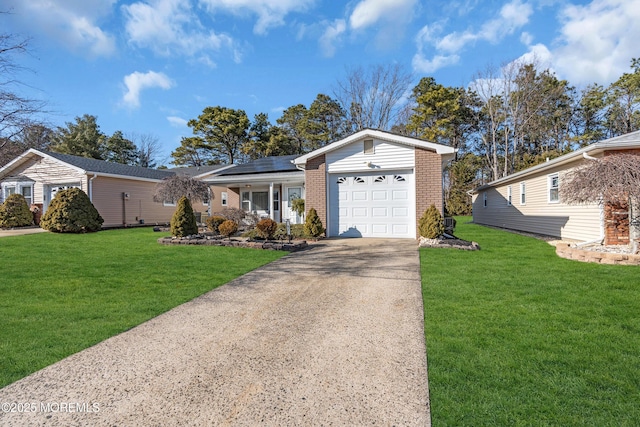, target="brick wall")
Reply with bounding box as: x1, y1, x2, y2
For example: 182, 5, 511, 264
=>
415, 148, 444, 239
304, 154, 327, 229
